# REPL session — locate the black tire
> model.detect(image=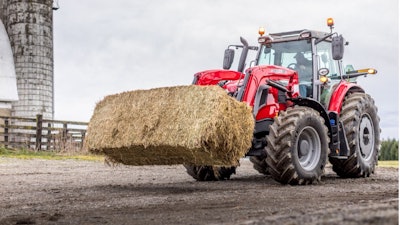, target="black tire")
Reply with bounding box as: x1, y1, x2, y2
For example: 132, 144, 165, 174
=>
184, 165, 236, 181
250, 156, 269, 175
329, 93, 380, 178
266, 106, 329, 185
